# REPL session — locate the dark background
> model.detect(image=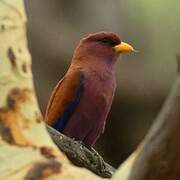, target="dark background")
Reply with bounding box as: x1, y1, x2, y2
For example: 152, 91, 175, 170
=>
25, 0, 179, 167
